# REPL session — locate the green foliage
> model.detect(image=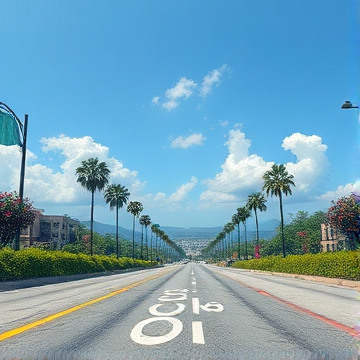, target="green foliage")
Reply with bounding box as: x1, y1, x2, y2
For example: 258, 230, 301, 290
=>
261, 211, 327, 256
0, 192, 37, 248
328, 194, 360, 249
0, 248, 157, 281
232, 251, 360, 280
75, 157, 111, 256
